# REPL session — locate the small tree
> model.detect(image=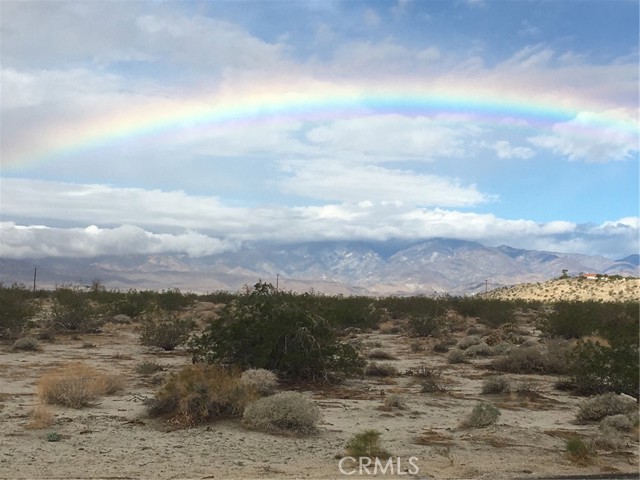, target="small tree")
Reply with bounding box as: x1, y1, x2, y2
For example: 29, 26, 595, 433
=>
190, 282, 364, 382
